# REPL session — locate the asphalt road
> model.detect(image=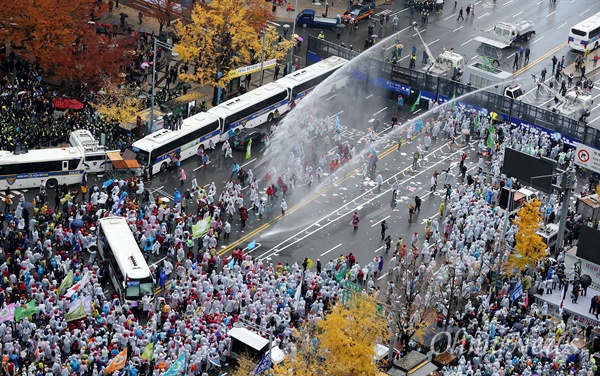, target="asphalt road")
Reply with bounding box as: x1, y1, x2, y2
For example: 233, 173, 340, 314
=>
1, 0, 596, 284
